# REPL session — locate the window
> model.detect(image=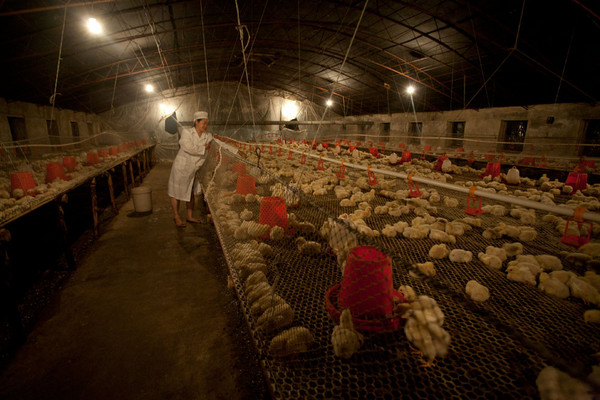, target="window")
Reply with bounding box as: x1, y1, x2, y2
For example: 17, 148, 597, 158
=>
408, 122, 422, 145
71, 122, 80, 138
451, 121, 465, 148
501, 120, 527, 152
47, 120, 60, 145
582, 120, 600, 157
87, 122, 94, 136
8, 117, 27, 141
380, 123, 390, 143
